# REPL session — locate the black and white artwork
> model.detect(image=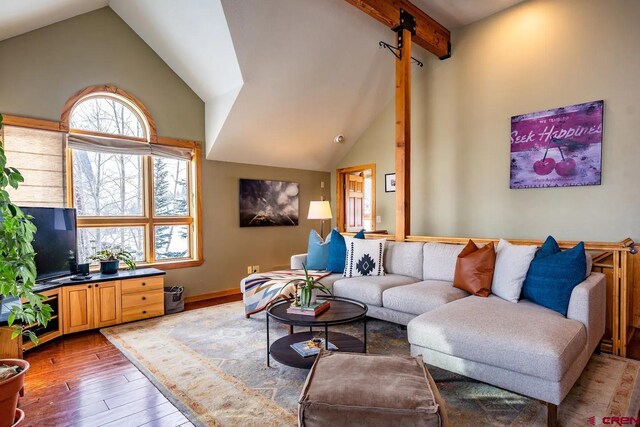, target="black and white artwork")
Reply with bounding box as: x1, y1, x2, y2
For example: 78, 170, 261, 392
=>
239, 179, 299, 227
